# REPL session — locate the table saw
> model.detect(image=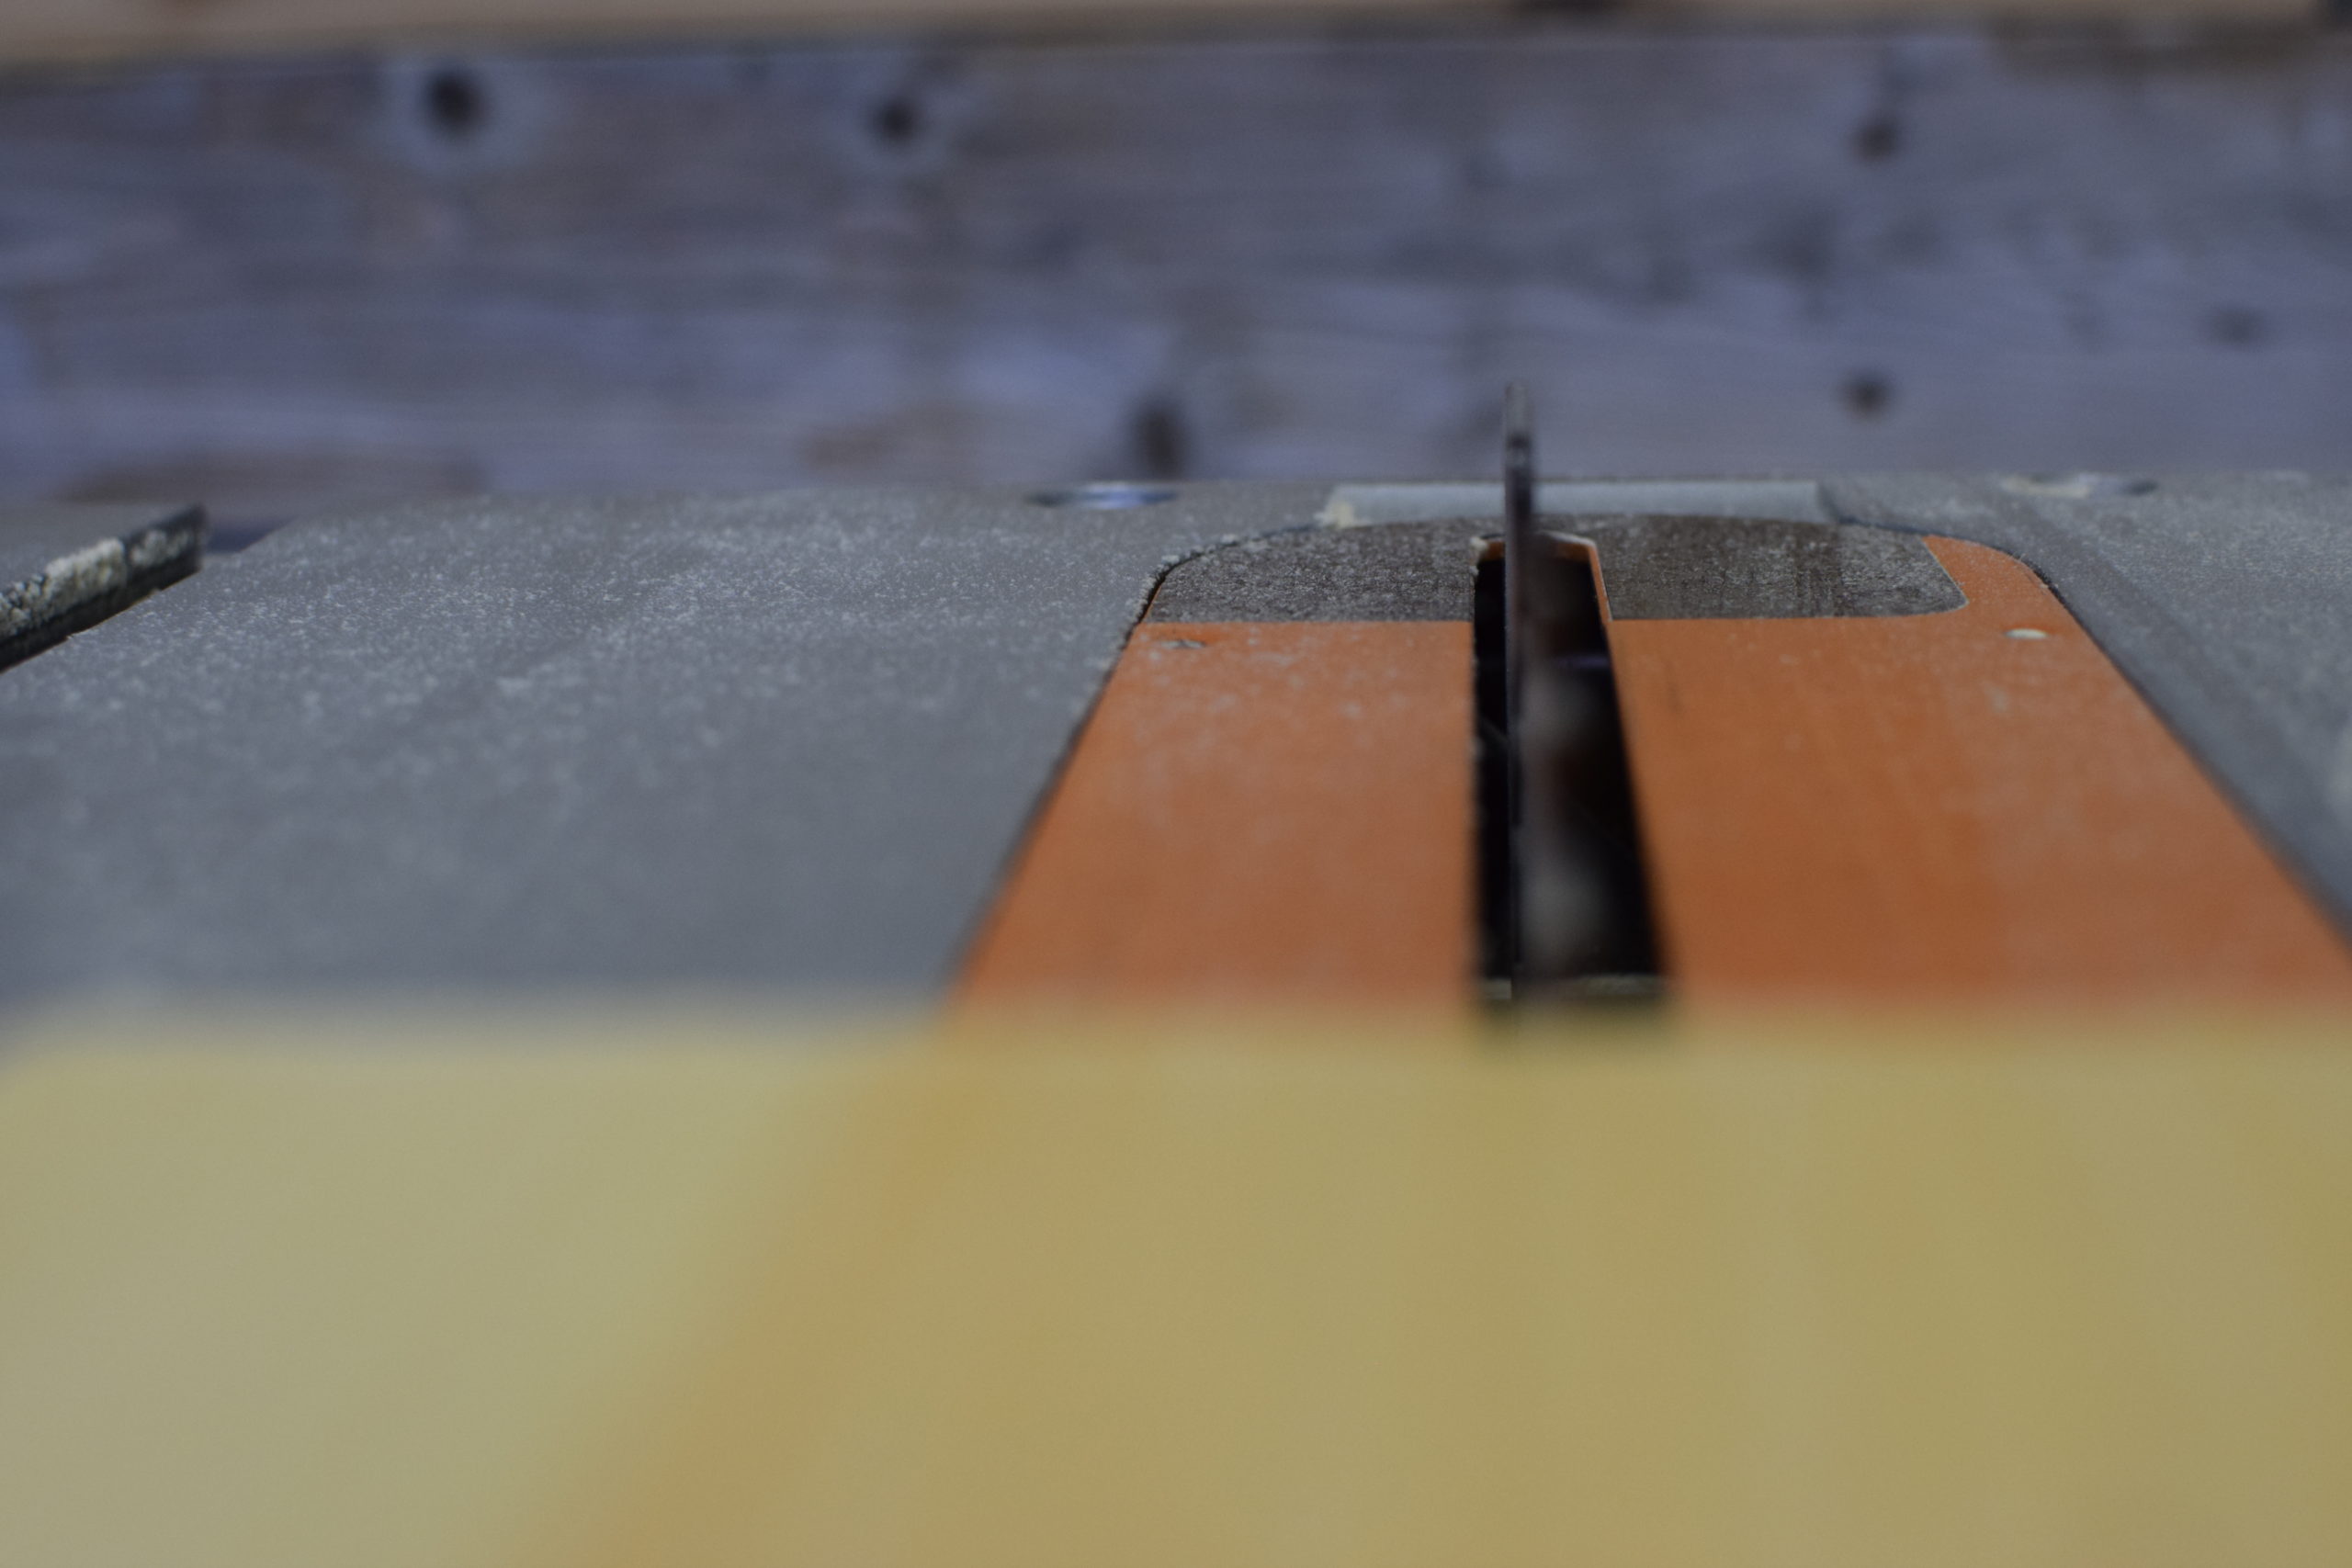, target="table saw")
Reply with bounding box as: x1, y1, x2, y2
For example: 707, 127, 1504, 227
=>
1, 465, 2348, 1565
